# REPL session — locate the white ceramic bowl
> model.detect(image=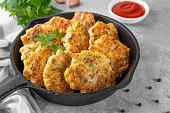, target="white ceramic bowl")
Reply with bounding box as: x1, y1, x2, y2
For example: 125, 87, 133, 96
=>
108, 0, 150, 24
